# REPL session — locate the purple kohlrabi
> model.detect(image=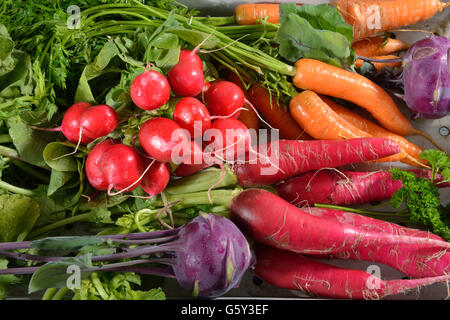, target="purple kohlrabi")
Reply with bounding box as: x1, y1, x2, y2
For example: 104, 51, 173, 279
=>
402, 35, 450, 119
